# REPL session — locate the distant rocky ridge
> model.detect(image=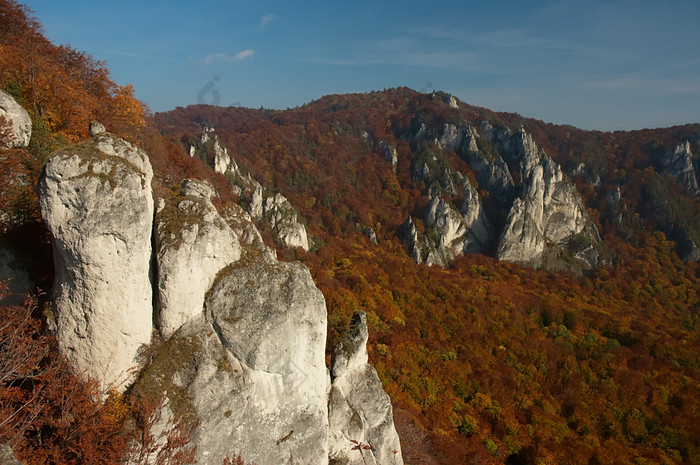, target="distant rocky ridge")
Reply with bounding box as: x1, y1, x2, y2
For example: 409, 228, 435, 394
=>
401, 120, 602, 270
37, 126, 402, 464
